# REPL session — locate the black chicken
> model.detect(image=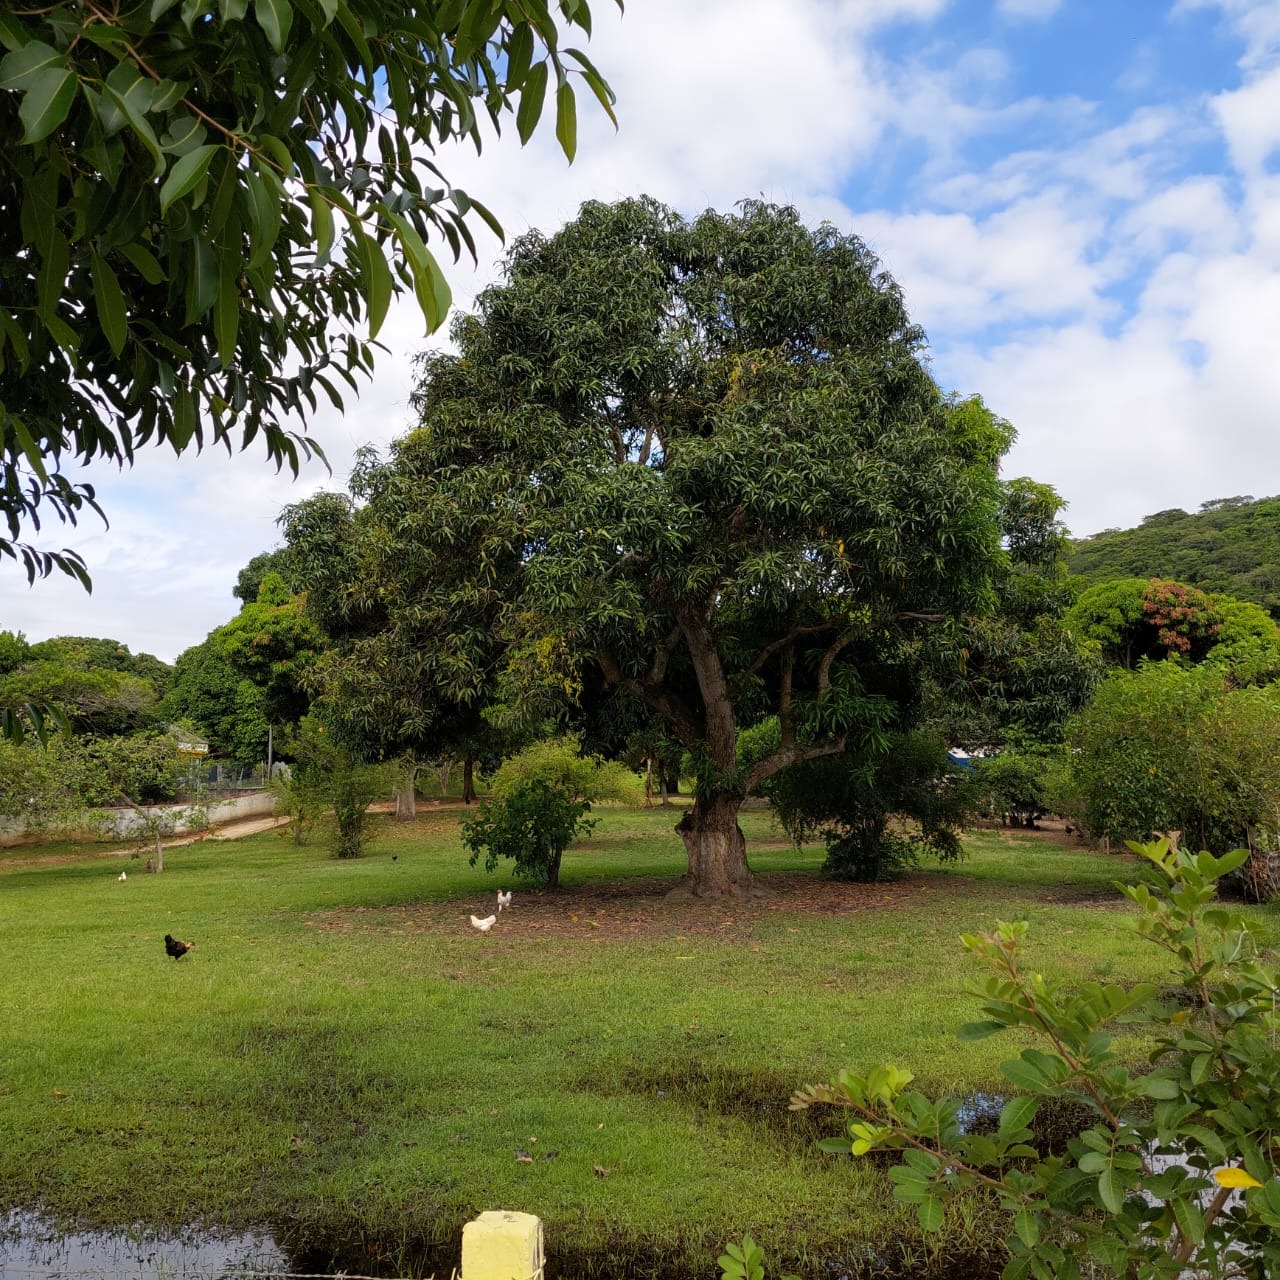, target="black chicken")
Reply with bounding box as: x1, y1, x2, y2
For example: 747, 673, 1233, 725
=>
164, 933, 194, 959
